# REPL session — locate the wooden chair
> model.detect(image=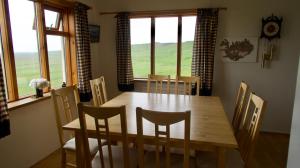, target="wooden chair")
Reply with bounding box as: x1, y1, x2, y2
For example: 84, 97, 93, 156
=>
235, 92, 267, 167
51, 86, 98, 167
232, 81, 249, 135
175, 76, 200, 95
147, 74, 170, 94
90, 76, 108, 106
196, 93, 266, 168
77, 103, 137, 168
136, 107, 191, 168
